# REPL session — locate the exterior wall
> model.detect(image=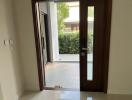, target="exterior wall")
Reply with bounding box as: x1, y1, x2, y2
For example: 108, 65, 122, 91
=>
0, 0, 23, 99
48, 2, 60, 61
39, 2, 54, 62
